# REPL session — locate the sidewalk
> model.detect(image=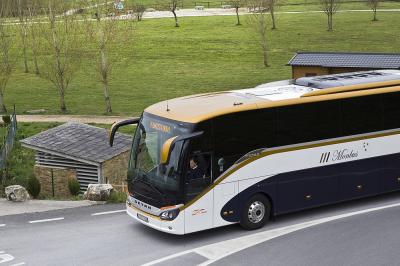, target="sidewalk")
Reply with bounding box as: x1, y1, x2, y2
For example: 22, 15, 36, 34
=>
17, 115, 135, 124
0, 198, 98, 216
